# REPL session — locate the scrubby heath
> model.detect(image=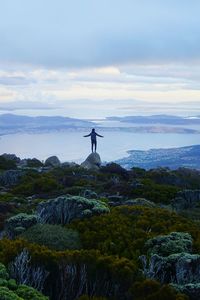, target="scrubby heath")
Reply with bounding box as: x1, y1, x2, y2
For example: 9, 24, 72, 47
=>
0, 154, 200, 299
